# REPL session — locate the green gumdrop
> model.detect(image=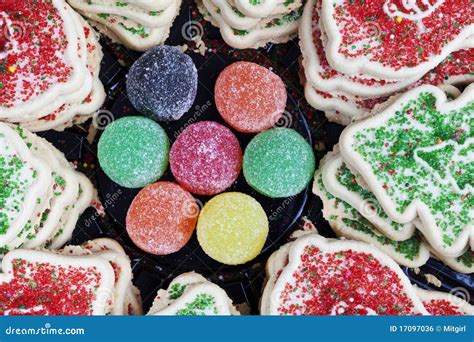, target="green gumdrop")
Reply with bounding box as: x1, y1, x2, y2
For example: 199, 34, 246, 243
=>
98, 116, 170, 188
243, 128, 315, 198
